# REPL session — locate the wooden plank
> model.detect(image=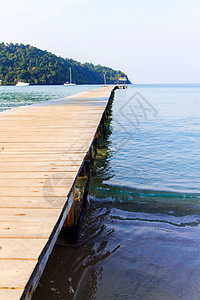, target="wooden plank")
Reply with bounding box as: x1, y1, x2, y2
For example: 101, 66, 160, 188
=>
0, 290, 23, 300
0, 136, 97, 142
0, 171, 77, 179
0, 161, 83, 167
0, 178, 75, 186
0, 142, 91, 148
0, 260, 37, 288
0, 165, 80, 172
0, 208, 61, 223
0, 154, 86, 162
0, 238, 46, 259
0, 196, 68, 209
0, 187, 71, 197
0, 123, 101, 128
0, 222, 56, 238
0, 150, 87, 155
